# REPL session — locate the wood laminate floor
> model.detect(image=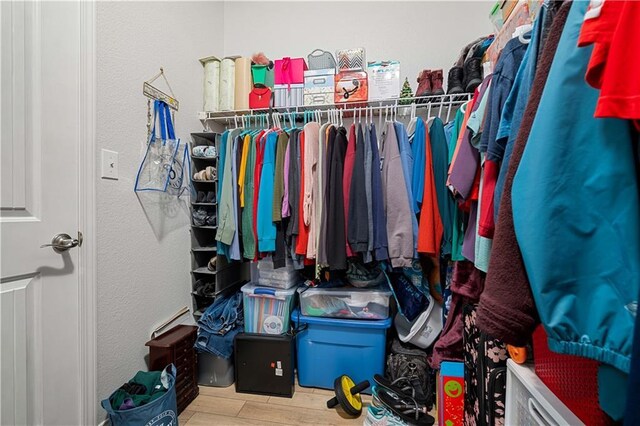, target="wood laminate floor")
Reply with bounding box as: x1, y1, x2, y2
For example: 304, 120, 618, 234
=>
181, 384, 373, 425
